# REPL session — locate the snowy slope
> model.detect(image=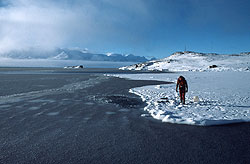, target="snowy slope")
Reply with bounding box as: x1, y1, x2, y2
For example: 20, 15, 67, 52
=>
109, 51, 250, 126
52, 51, 69, 60
120, 51, 250, 72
